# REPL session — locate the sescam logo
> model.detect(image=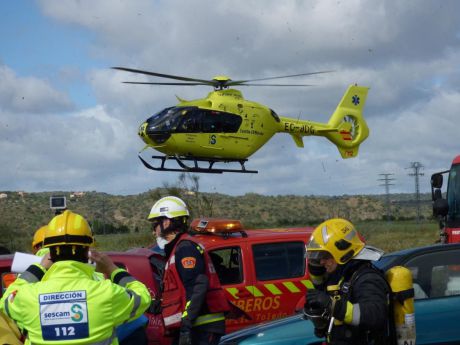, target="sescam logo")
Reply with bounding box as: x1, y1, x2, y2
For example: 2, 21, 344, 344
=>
71, 304, 84, 322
